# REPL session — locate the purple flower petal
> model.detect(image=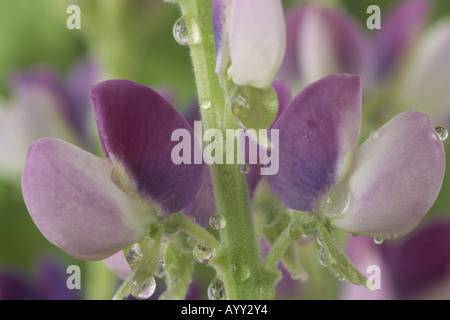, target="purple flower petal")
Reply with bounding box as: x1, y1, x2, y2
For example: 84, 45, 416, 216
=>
104, 251, 131, 280
32, 257, 80, 300
281, 4, 371, 89
381, 218, 450, 299
330, 112, 446, 239
374, 0, 431, 79
228, 0, 286, 88
212, 0, 231, 77
268, 74, 362, 213
64, 58, 99, 144
277, 5, 305, 86
90, 80, 204, 215
183, 167, 216, 228
341, 236, 395, 300
399, 20, 450, 126
22, 138, 152, 260
0, 269, 36, 300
